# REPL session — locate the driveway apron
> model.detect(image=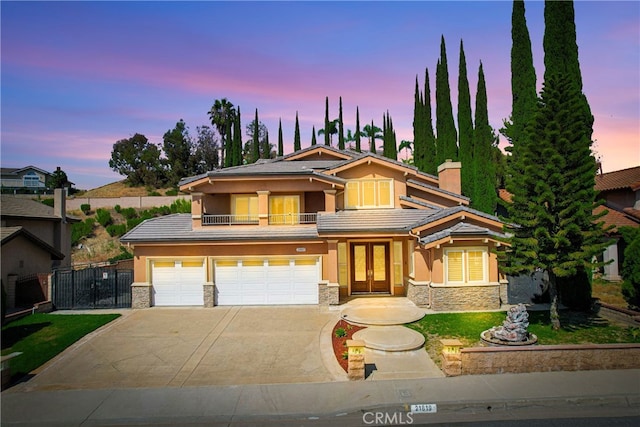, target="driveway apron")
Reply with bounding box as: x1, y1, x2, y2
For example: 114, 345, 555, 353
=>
12, 306, 341, 391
